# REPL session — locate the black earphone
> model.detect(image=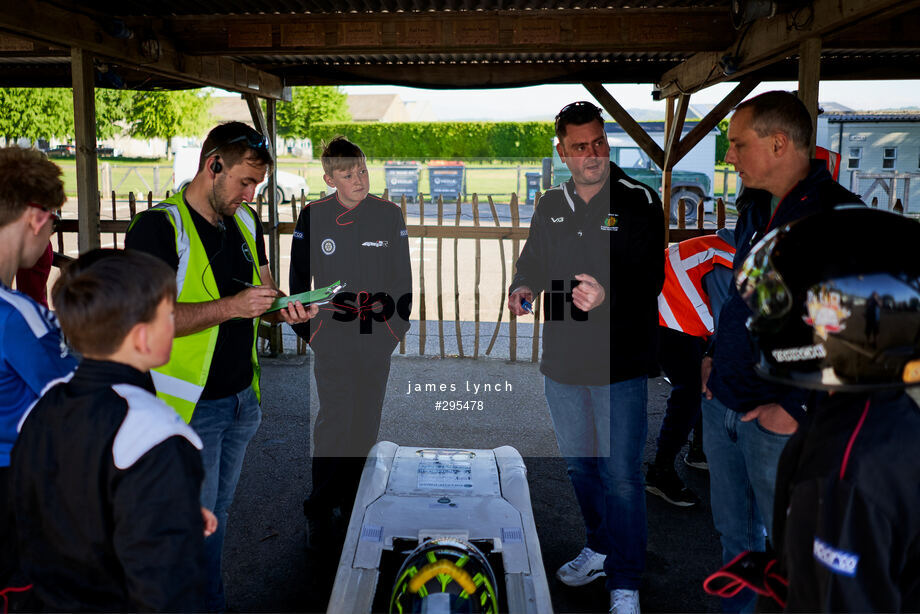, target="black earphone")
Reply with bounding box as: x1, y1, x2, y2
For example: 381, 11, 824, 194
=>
211, 157, 222, 174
